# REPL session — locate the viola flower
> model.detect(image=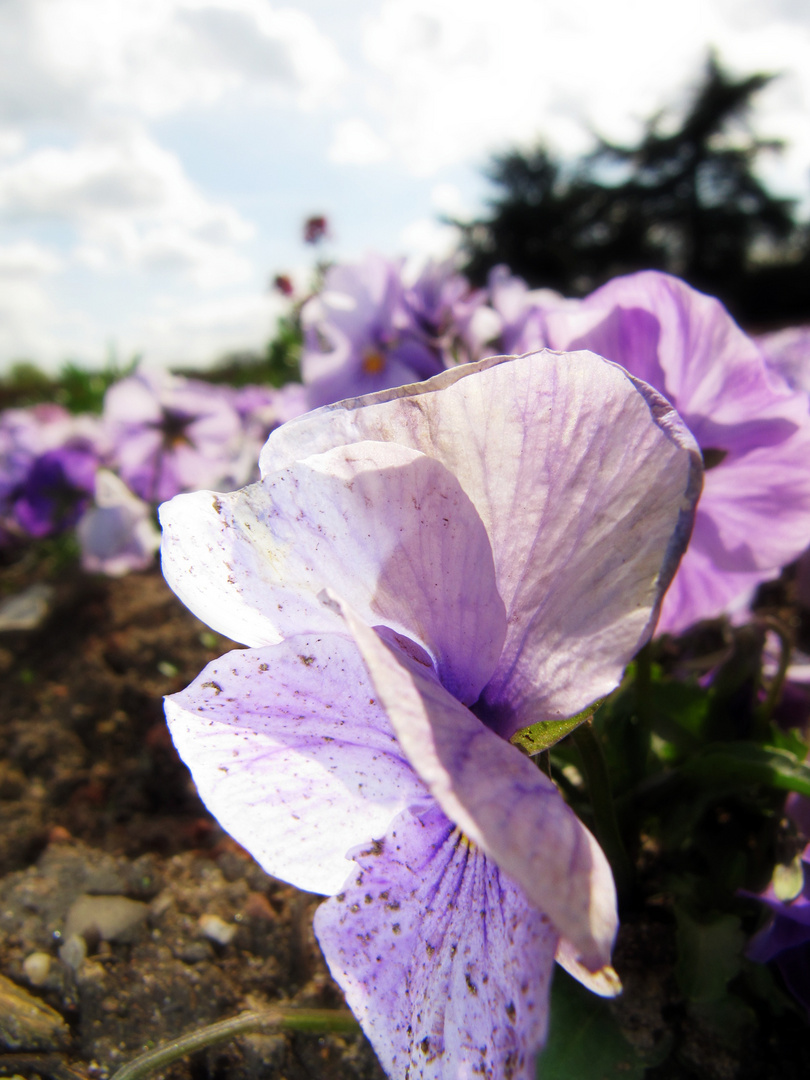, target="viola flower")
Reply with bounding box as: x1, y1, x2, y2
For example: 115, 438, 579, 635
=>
300, 254, 448, 407
160, 350, 701, 1080
0, 404, 103, 540
103, 368, 246, 503
541, 271, 810, 635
